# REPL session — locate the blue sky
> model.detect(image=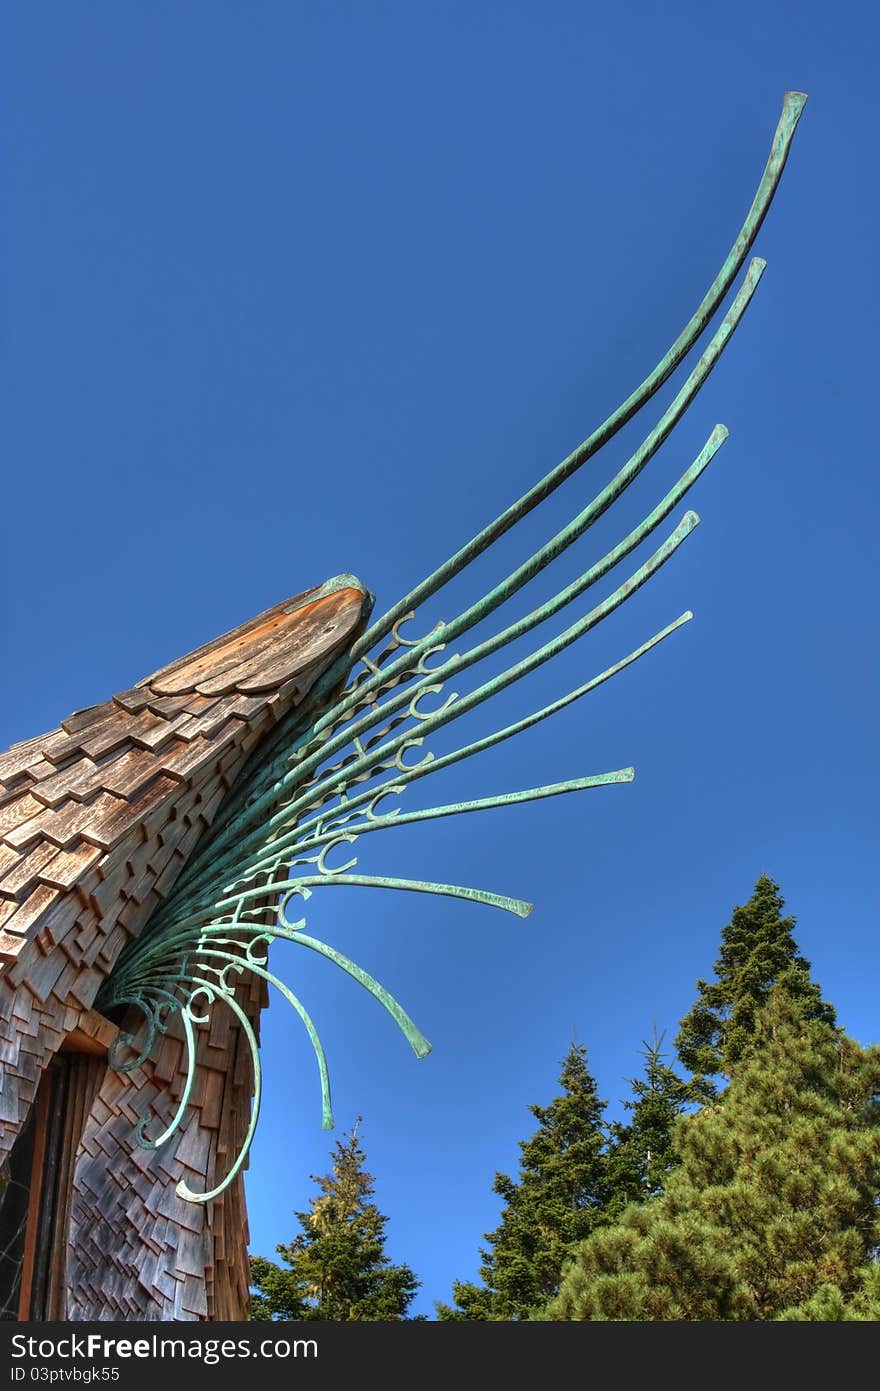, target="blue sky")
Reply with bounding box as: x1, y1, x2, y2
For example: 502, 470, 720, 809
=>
3, 3, 878, 1317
